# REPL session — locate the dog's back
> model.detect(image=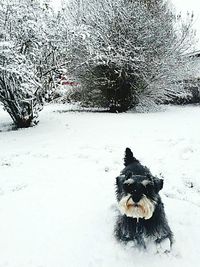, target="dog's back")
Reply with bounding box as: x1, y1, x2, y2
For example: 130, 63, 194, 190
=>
122, 148, 150, 176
